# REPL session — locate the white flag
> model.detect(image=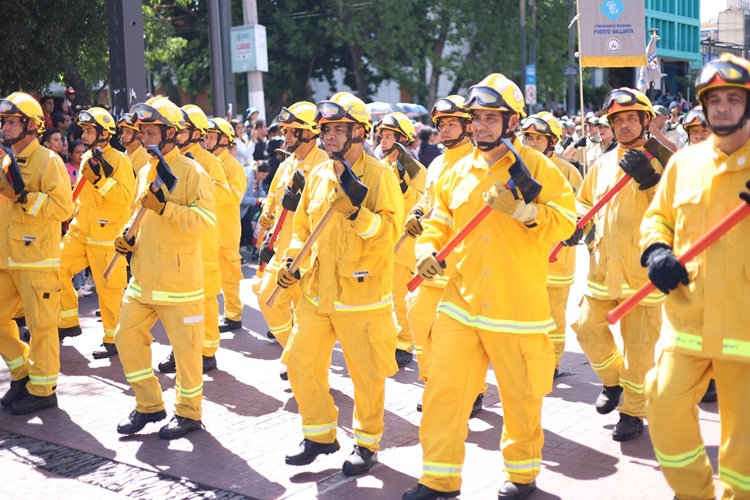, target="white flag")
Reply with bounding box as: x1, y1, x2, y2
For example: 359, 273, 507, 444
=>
637, 34, 661, 93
